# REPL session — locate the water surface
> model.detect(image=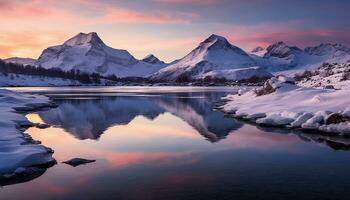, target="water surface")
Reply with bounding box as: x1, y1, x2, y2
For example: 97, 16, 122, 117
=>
2, 87, 350, 200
